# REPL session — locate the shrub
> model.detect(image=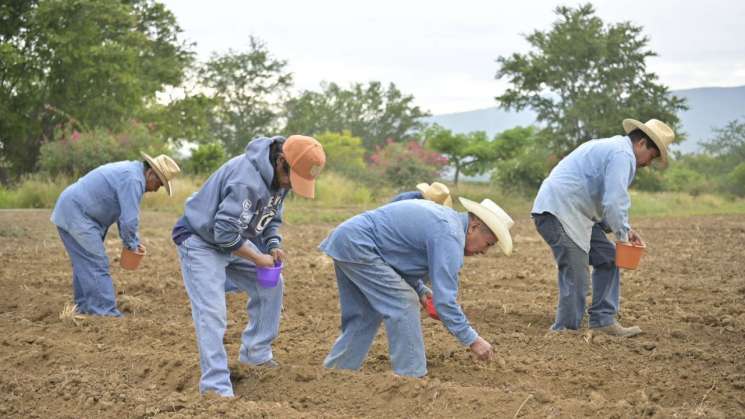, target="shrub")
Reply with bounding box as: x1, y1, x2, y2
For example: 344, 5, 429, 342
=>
315, 131, 367, 176
661, 165, 712, 196
492, 143, 553, 196
725, 162, 745, 197
38, 121, 171, 176
369, 140, 447, 188
187, 142, 227, 175
632, 169, 665, 192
